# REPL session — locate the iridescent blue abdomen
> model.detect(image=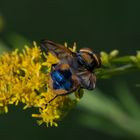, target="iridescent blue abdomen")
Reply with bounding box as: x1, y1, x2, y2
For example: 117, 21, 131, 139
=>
51, 69, 73, 91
